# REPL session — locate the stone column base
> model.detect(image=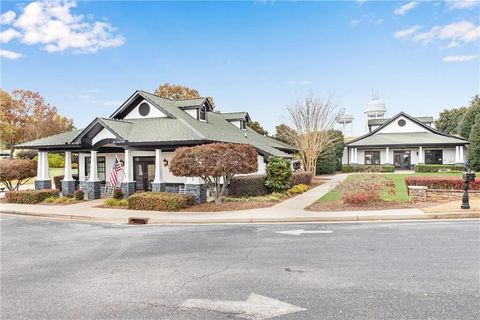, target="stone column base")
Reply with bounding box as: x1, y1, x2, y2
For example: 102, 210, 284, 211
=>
121, 181, 136, 197
185, 184, 208, 204
35, 180, 52, 190
152, 182, 166, 192
61, 180, 76, 196
86, 181, 101, 200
